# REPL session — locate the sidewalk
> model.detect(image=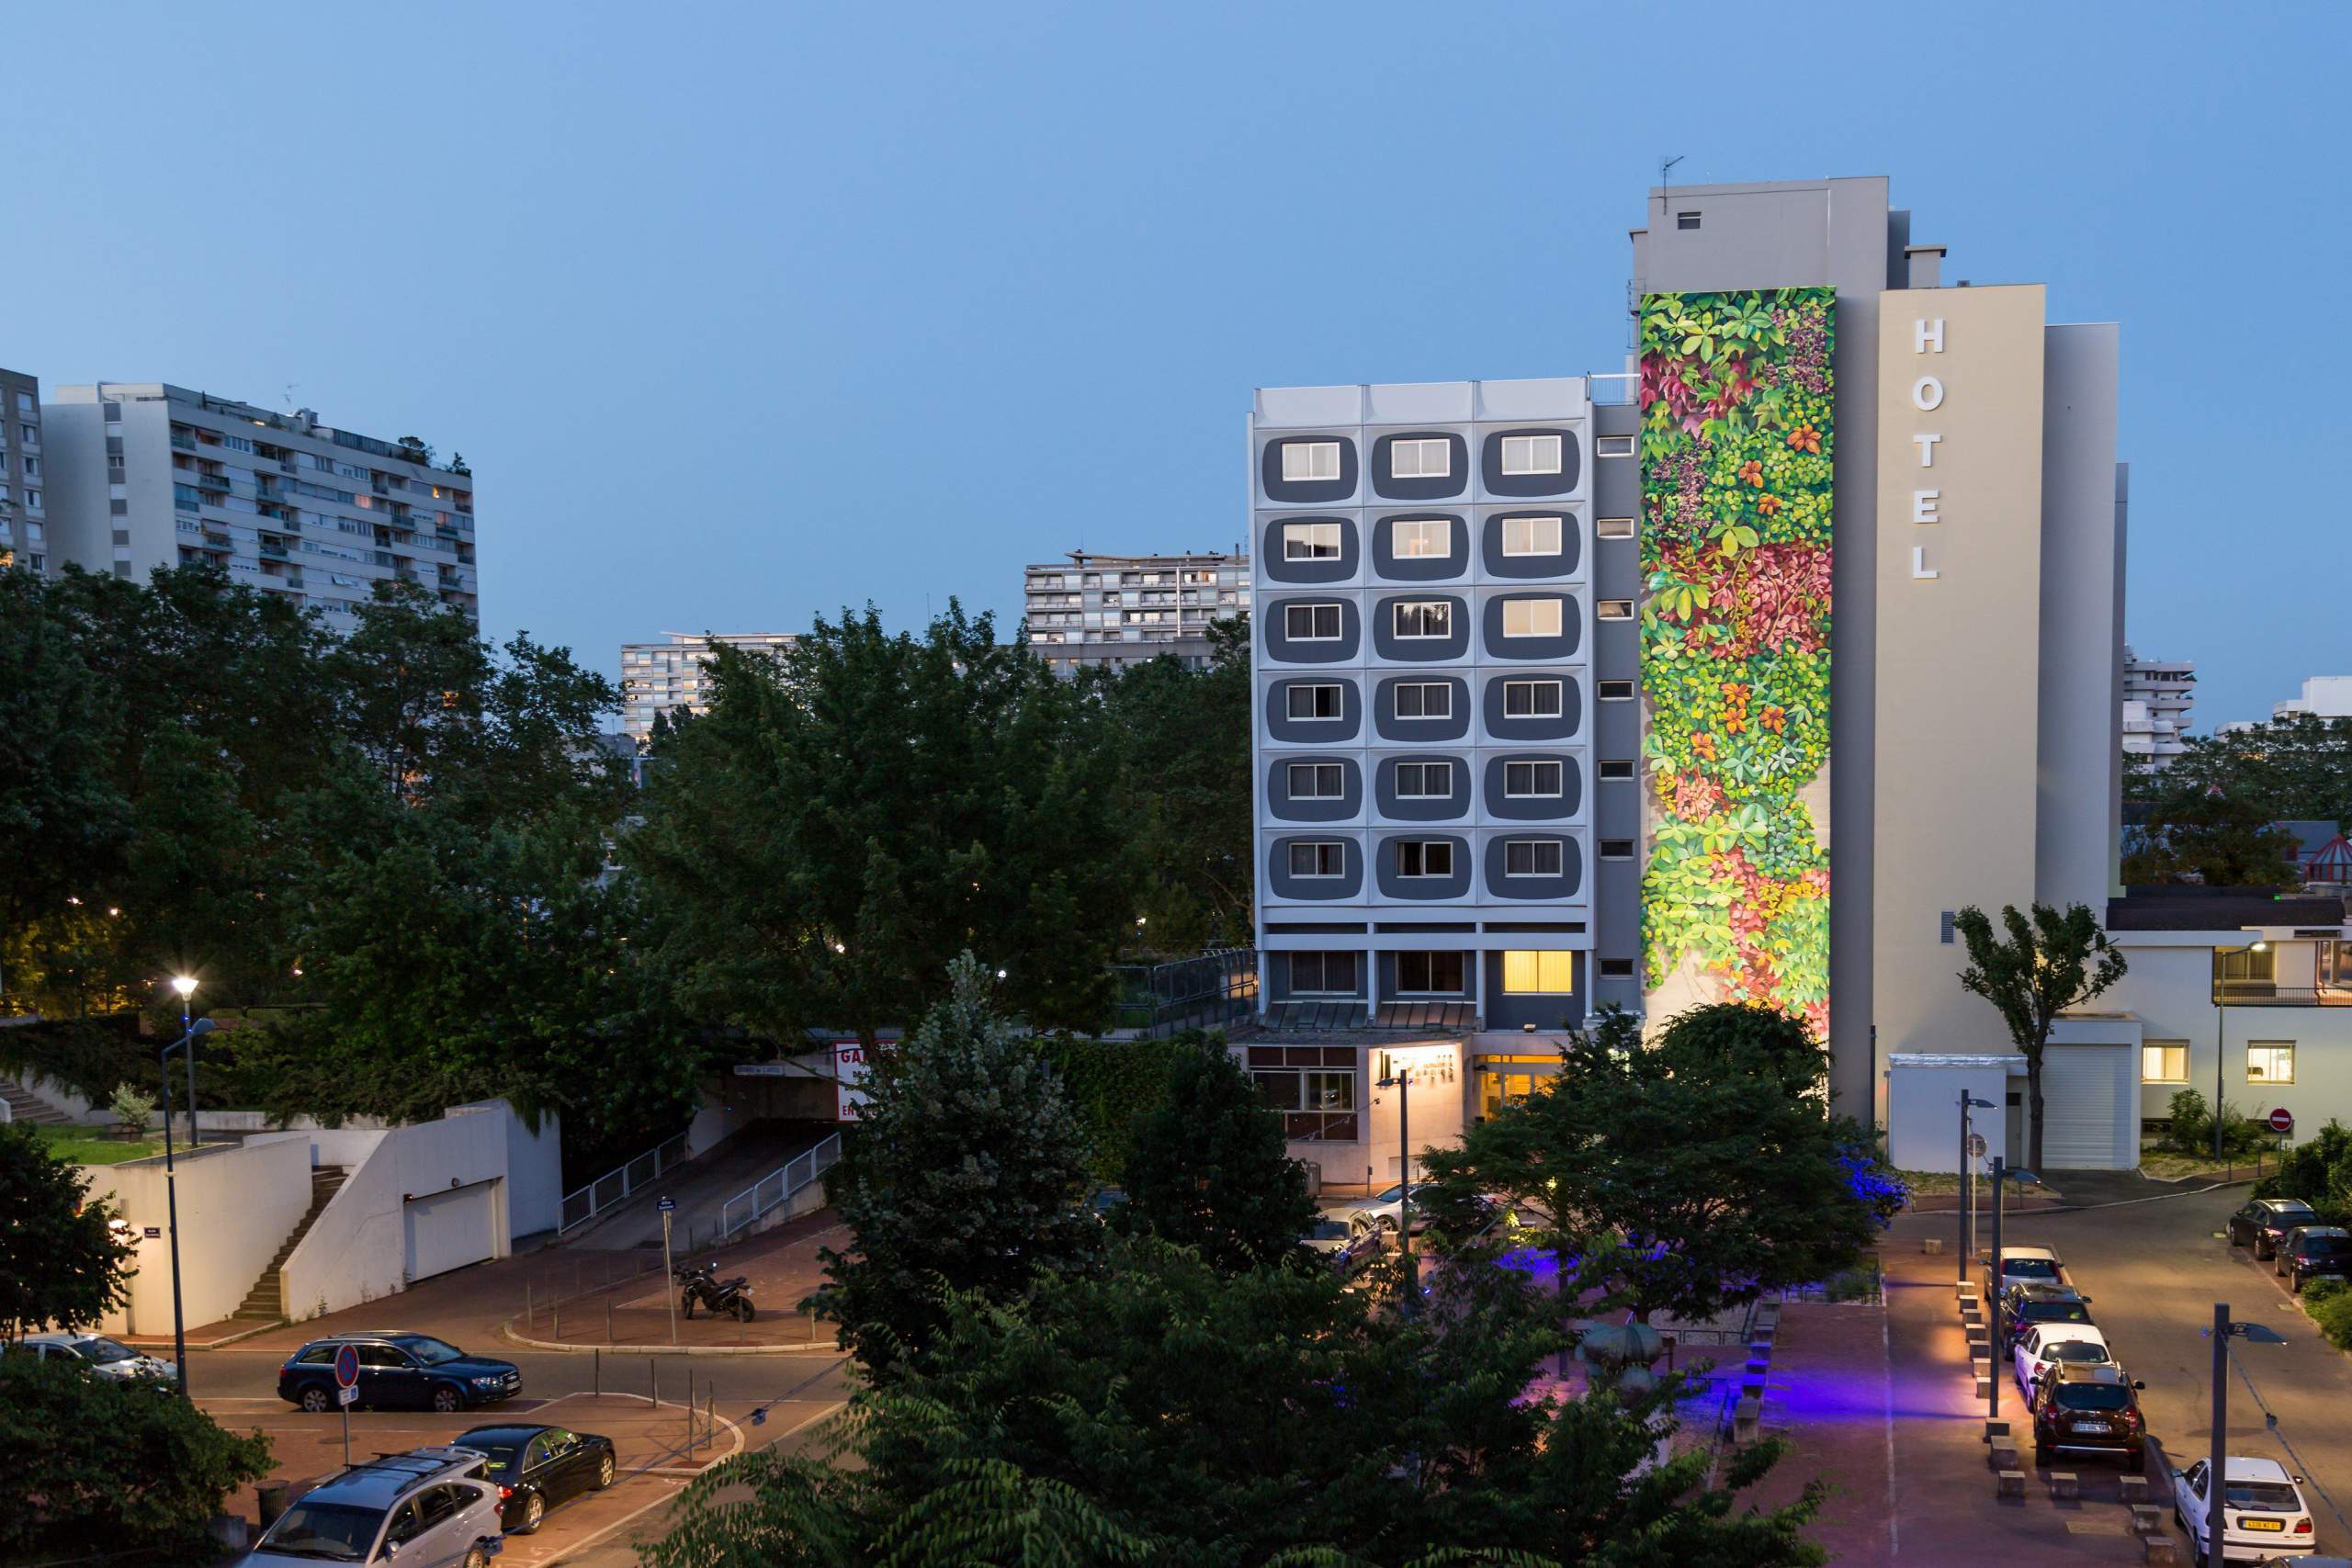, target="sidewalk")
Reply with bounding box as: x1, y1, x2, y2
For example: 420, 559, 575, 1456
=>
502, 1210, 846, 1354
1745, 1243, 2146, 1566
